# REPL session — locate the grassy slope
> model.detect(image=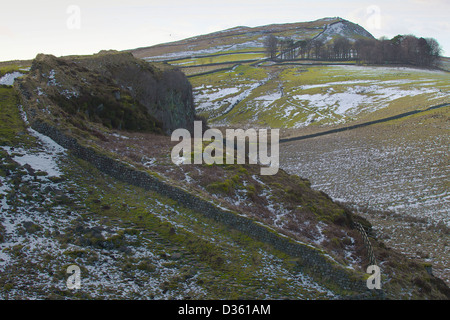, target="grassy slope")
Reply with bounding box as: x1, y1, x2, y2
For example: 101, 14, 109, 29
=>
133, 20, 450, 294
0, 86, 344, 299
191, 64, 449, 129
132, 18, 338, 60
4, 78, 449, 299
